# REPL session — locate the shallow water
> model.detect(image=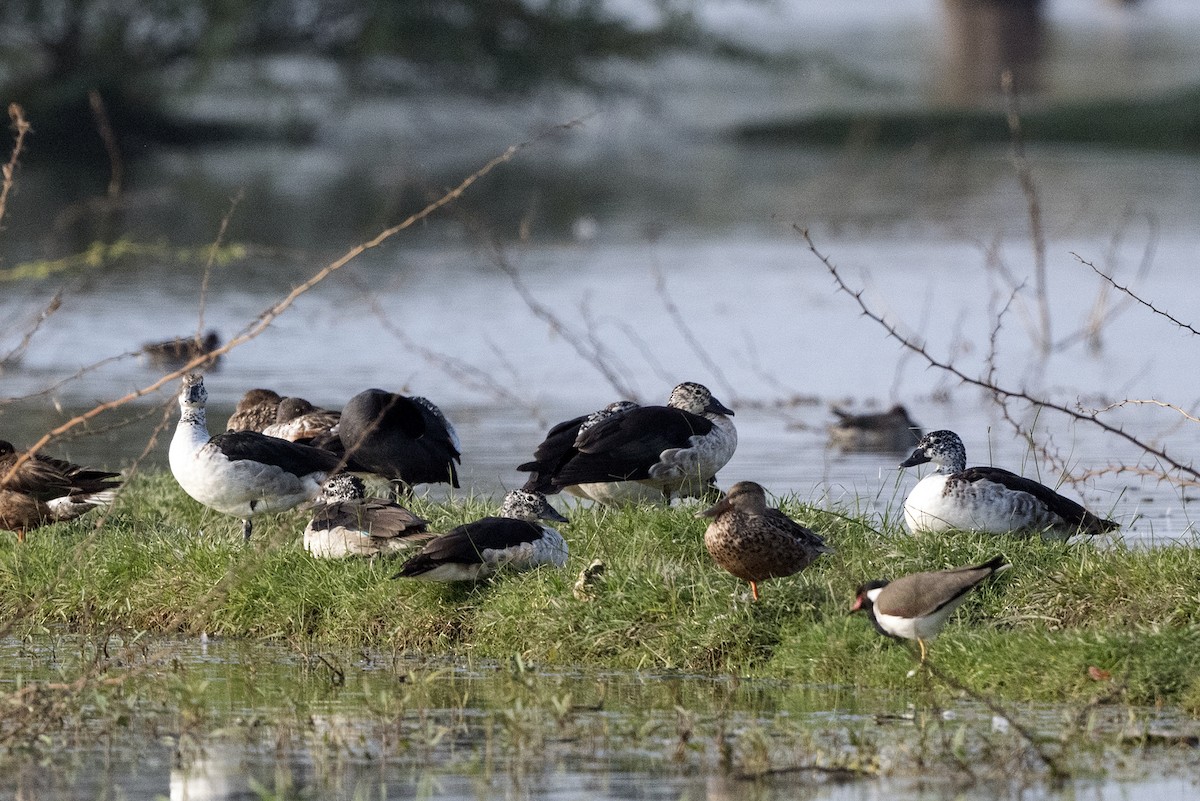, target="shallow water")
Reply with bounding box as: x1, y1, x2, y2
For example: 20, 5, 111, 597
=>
1, 635, 1198, 801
